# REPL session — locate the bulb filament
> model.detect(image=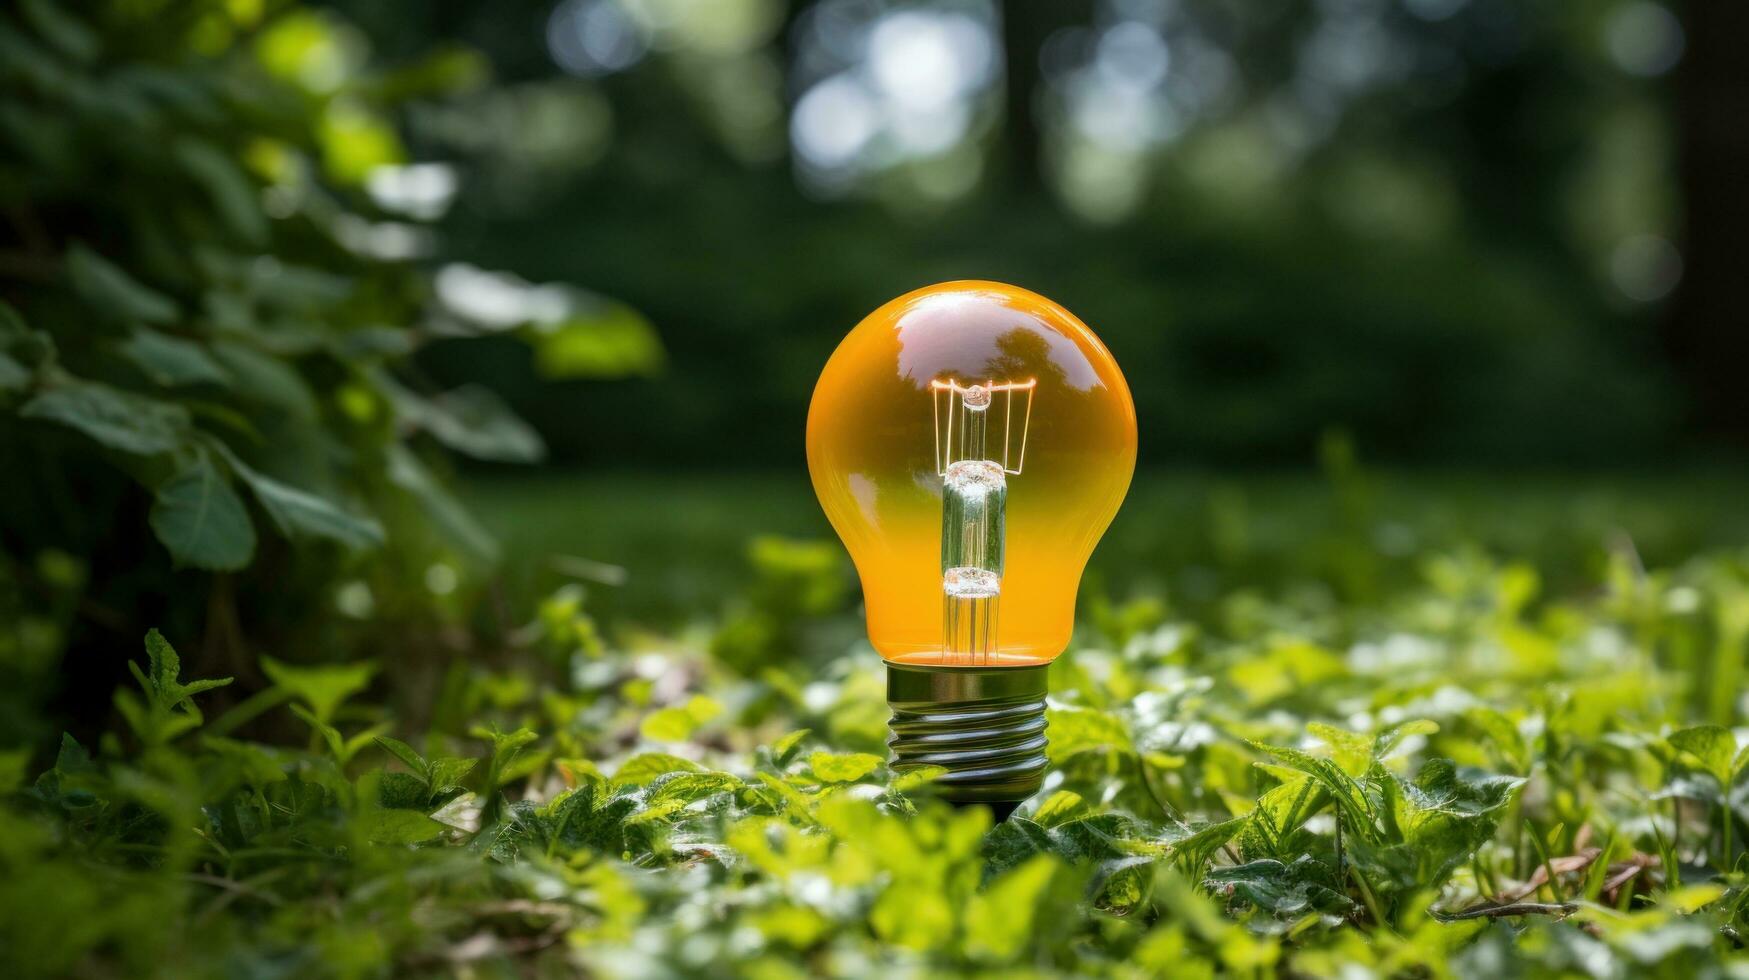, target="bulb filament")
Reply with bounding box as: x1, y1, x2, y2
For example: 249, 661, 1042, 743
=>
933, 378, 1034, 663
